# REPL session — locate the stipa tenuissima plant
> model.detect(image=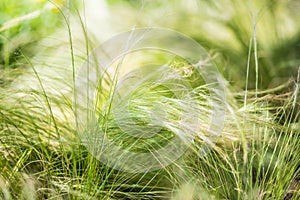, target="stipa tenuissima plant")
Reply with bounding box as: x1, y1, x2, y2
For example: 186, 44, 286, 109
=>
0, 0, 299, 199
